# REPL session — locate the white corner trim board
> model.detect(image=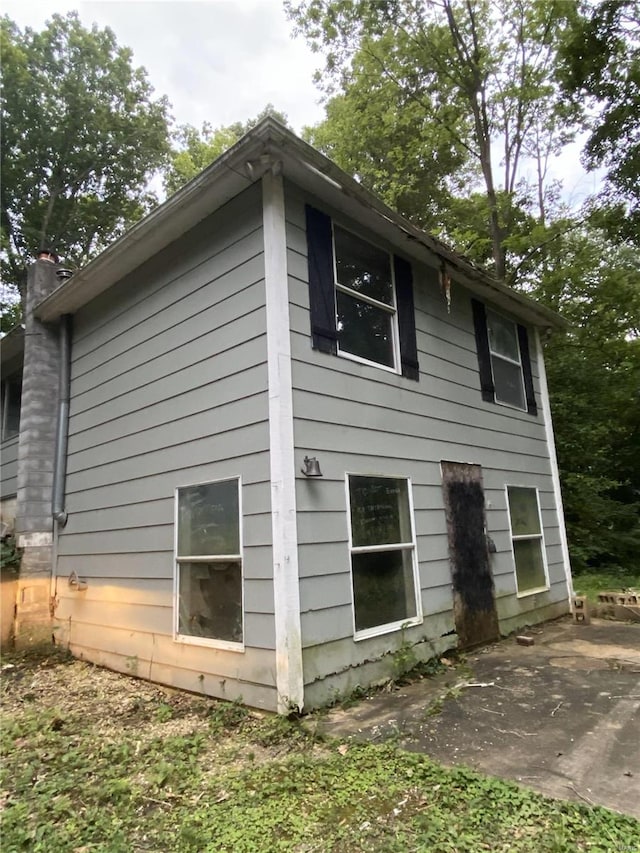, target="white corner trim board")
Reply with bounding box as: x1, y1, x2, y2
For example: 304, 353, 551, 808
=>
535, 329, 573, 605
262, 168, 304, 713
